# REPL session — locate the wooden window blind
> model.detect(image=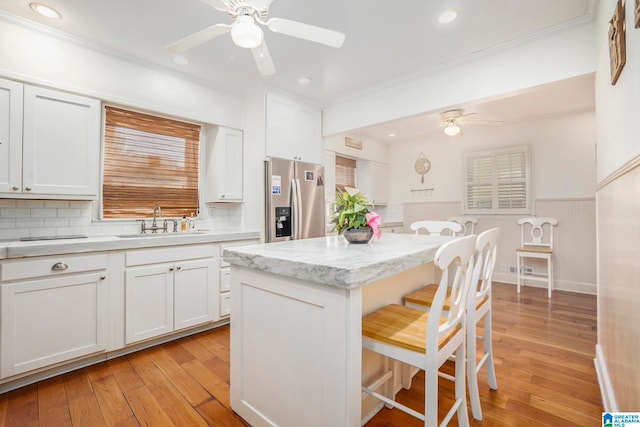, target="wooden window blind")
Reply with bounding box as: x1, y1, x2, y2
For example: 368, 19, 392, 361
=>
335, 156, 356, 191
103, 106, 201, 219
464, 145, 531, 215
